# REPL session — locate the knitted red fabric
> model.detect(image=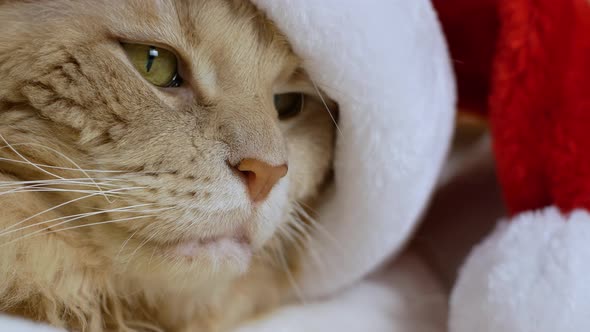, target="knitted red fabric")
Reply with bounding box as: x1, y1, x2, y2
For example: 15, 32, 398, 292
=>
432, 0, 499, 115
435, 0, 590, 215
490, 0, 590, 214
